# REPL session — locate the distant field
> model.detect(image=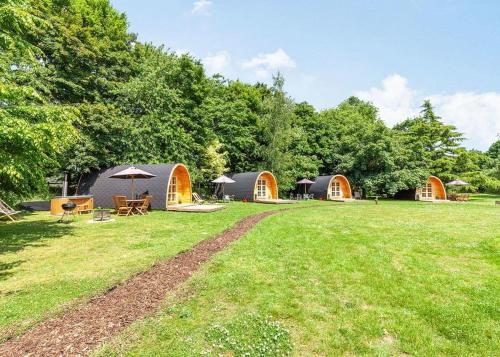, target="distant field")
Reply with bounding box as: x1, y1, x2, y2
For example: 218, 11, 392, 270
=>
95, 197, 500, 356
0, 202, 318, 341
